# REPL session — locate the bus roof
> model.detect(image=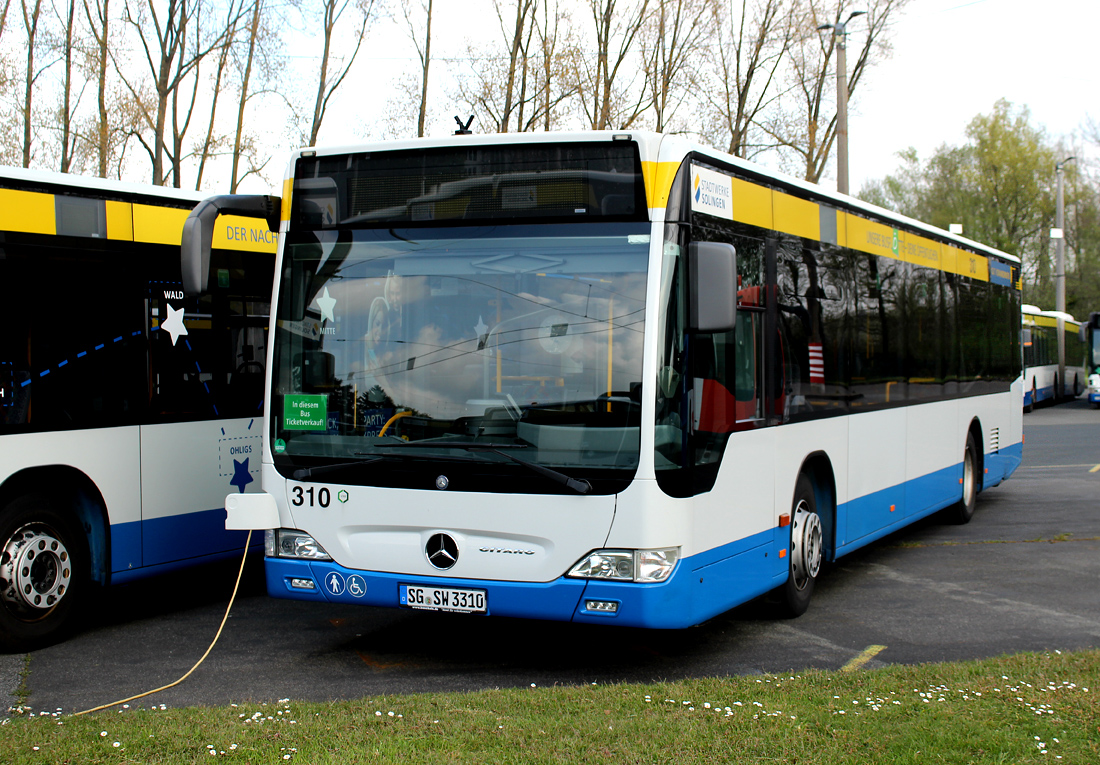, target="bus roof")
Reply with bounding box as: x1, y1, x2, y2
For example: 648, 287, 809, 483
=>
287, 130, 1019, 266
0, 164, 209, 204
